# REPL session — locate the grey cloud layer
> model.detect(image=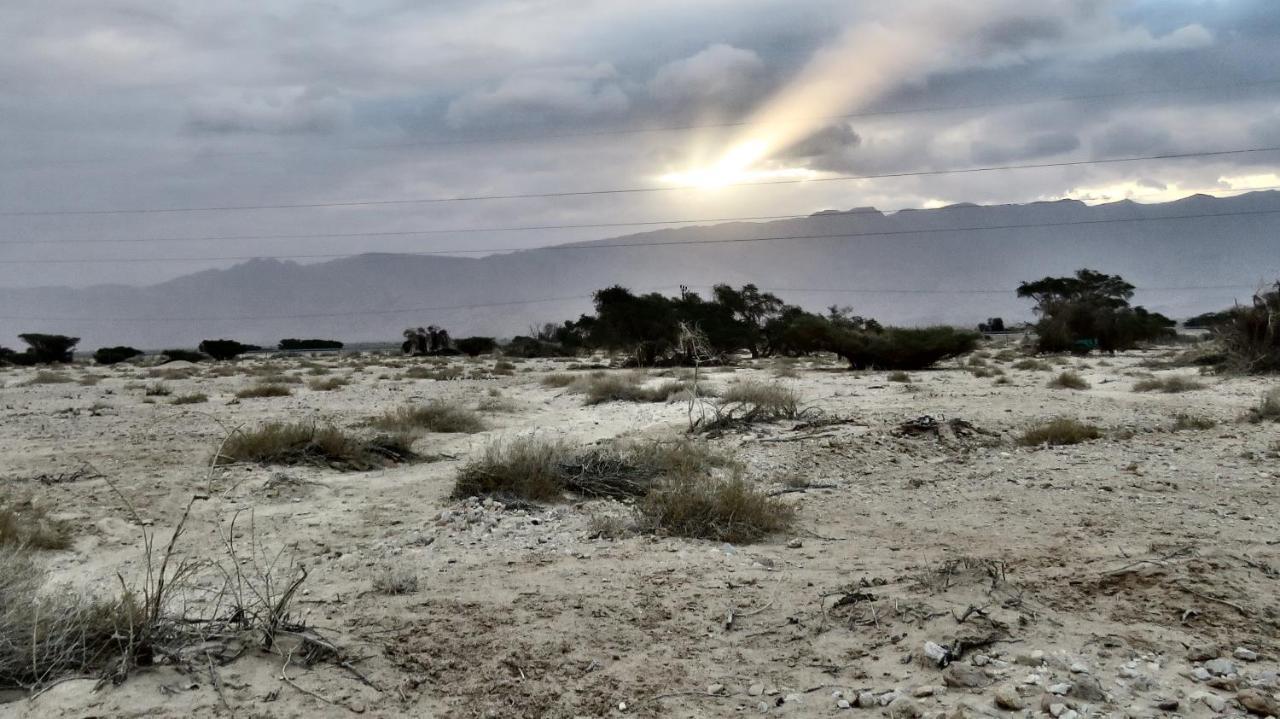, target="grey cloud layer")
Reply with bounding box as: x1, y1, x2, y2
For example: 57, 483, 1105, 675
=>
0, 0, 1277, 288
